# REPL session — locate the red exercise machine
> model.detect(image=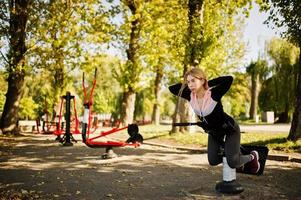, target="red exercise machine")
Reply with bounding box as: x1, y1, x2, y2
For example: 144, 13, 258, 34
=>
81, 68, 143, 158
